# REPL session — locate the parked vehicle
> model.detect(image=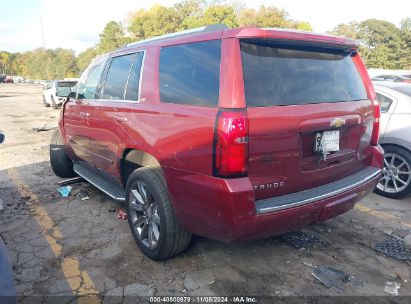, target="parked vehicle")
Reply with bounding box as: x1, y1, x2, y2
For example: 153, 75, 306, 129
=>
0, 132, 16, 302
4, 76, 14, 84
0, 75, 5, 83
372, 74, 411, 83
50, 25, 383, 260
0, 234, 16, 302
373, 82, 411, 198
43, 80, 77, 109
